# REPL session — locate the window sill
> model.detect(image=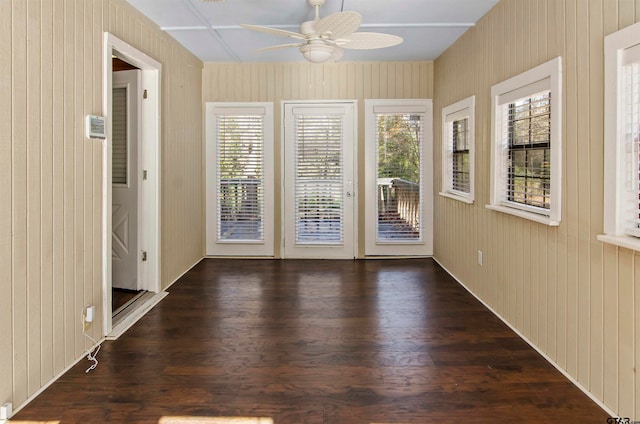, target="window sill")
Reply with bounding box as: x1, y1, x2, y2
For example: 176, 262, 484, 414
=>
485, 204, 559, 226
597, 234, 640, 252
439, 191, 474, 204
